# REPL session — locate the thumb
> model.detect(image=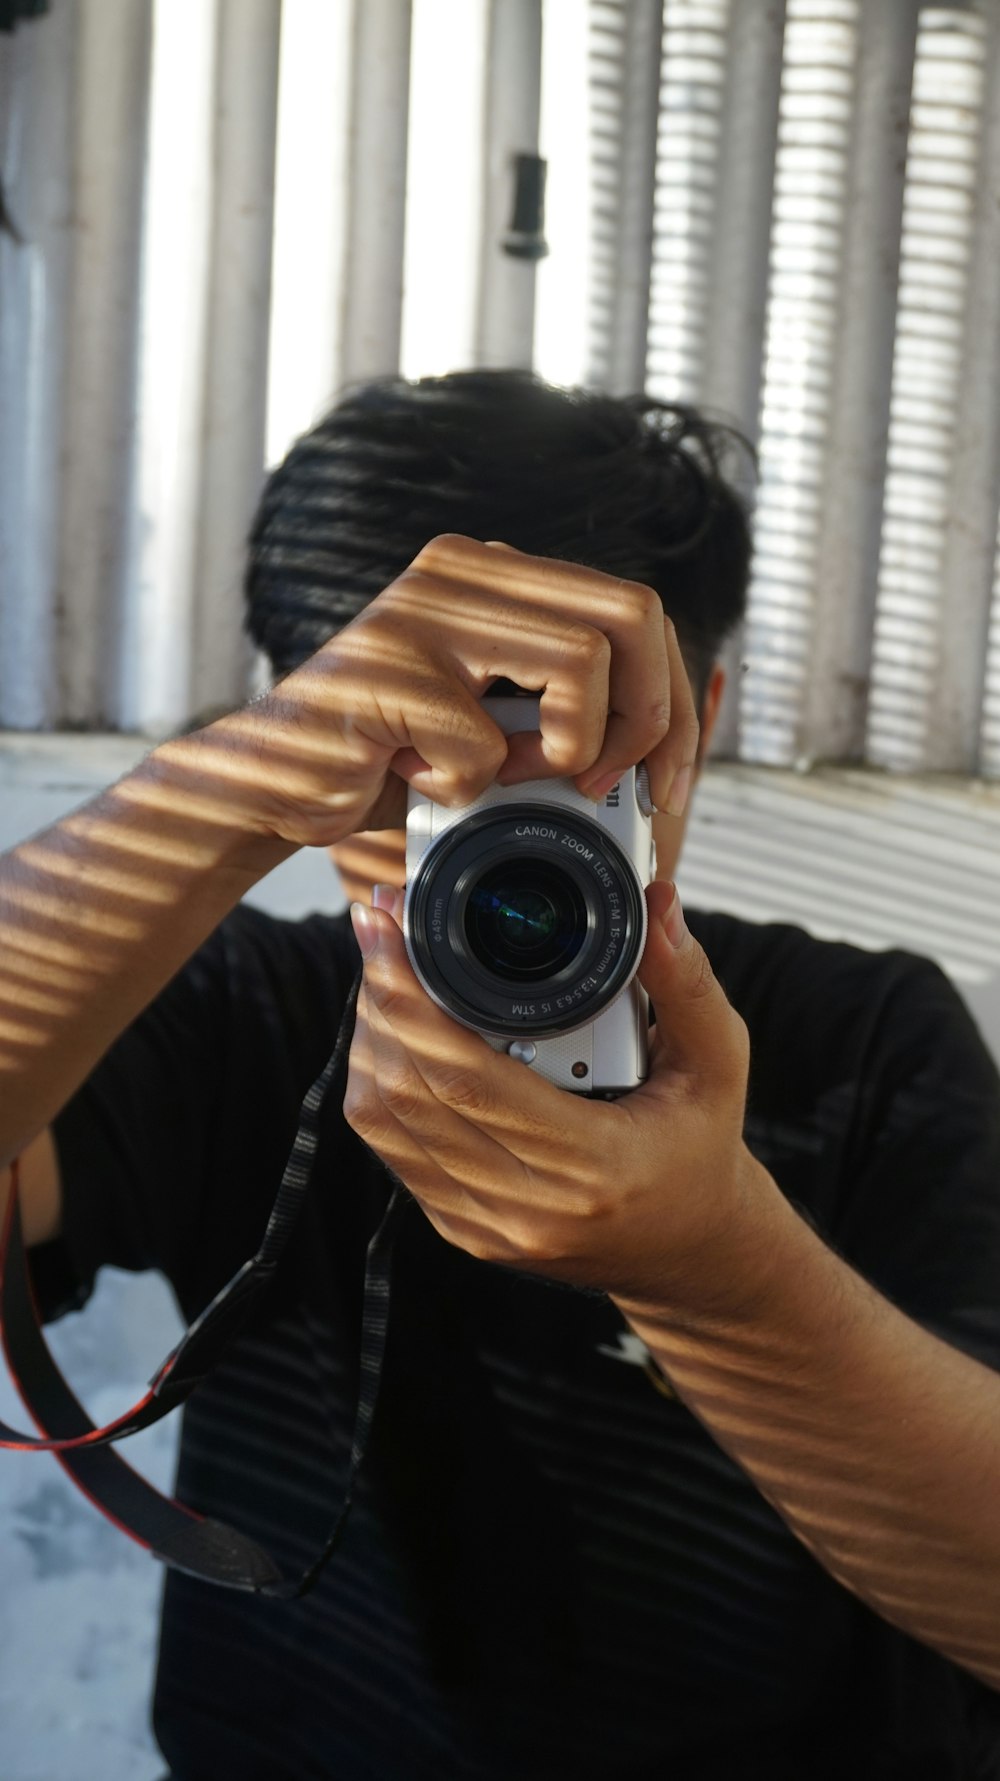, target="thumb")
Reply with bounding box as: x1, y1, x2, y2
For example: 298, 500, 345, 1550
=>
638, 880, 747, 1083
